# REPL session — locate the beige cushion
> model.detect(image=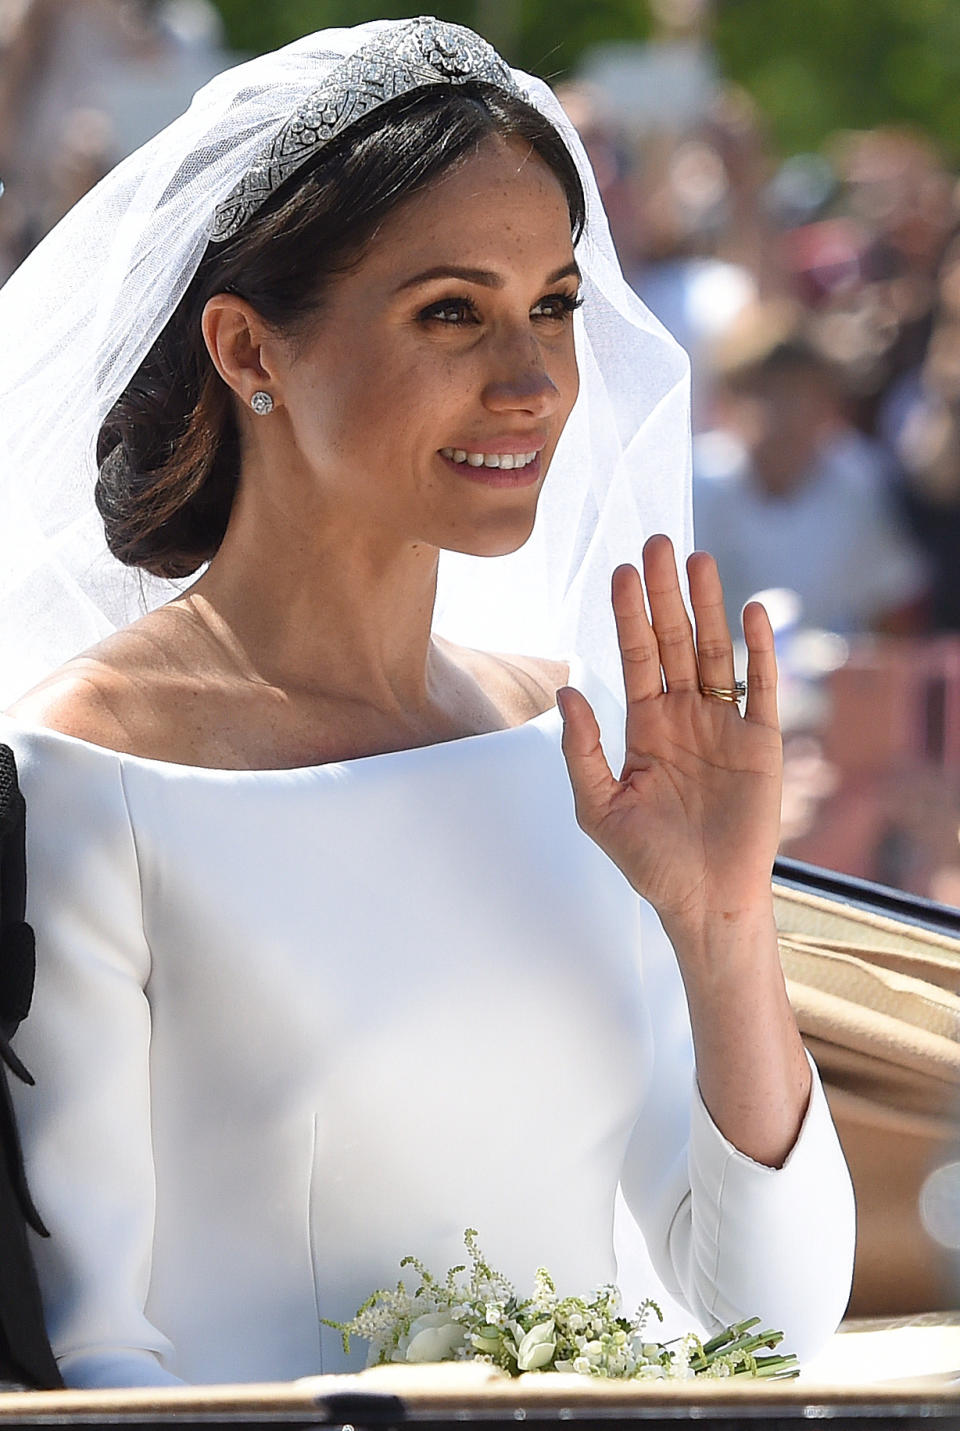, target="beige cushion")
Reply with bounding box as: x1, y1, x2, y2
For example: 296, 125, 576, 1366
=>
774, 882, 960, 1316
